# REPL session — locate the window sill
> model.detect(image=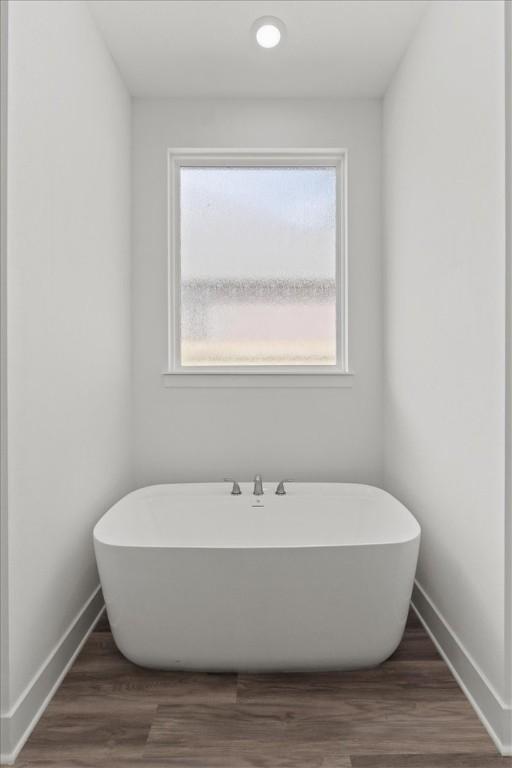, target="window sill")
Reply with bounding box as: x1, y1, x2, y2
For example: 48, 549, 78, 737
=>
161, 371, 354, 388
